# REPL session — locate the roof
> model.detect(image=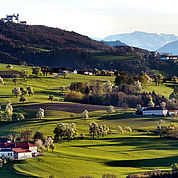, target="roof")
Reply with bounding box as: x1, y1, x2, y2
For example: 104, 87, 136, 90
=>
0, 142, 37, 149
12, 148, 31, 153
16, 142, 37, 148
0, 149, 13, 152
143, 106, 167, 111
0, 71, 20, 78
